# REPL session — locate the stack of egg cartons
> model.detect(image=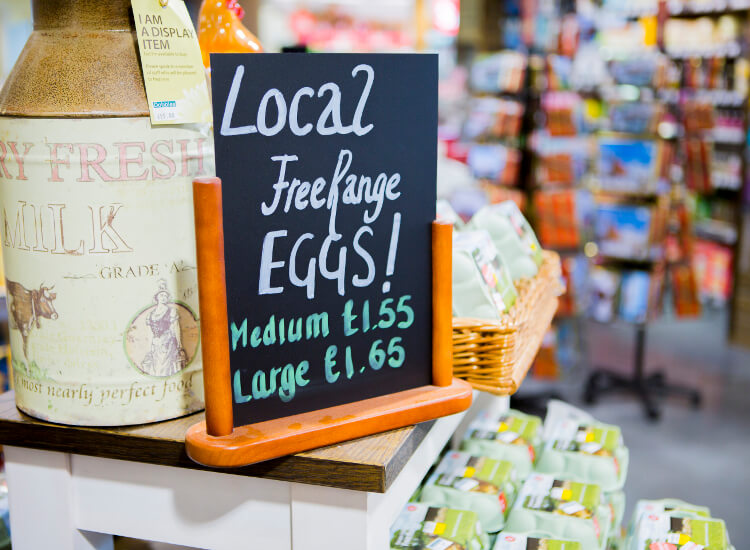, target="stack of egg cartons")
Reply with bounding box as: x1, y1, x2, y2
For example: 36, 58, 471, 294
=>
389, 450, 521, 549
459, 401, 628, 550
390, 409, 535, 549
389, 400, 632, 549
